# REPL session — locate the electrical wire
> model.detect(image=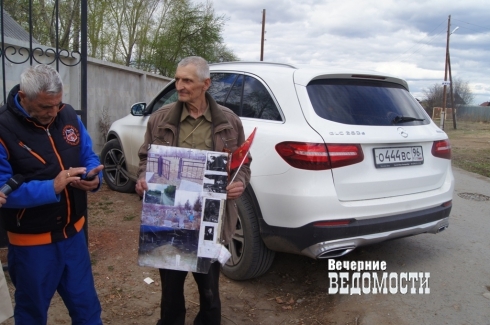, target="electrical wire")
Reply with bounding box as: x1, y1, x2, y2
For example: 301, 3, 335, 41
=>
391, 19, 447, 64
452, 19, 490, 32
